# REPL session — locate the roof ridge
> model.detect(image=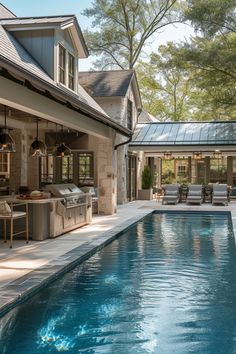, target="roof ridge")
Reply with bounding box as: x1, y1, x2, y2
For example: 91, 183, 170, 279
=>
0, 14, 75, 21
80, 69, 134, 74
